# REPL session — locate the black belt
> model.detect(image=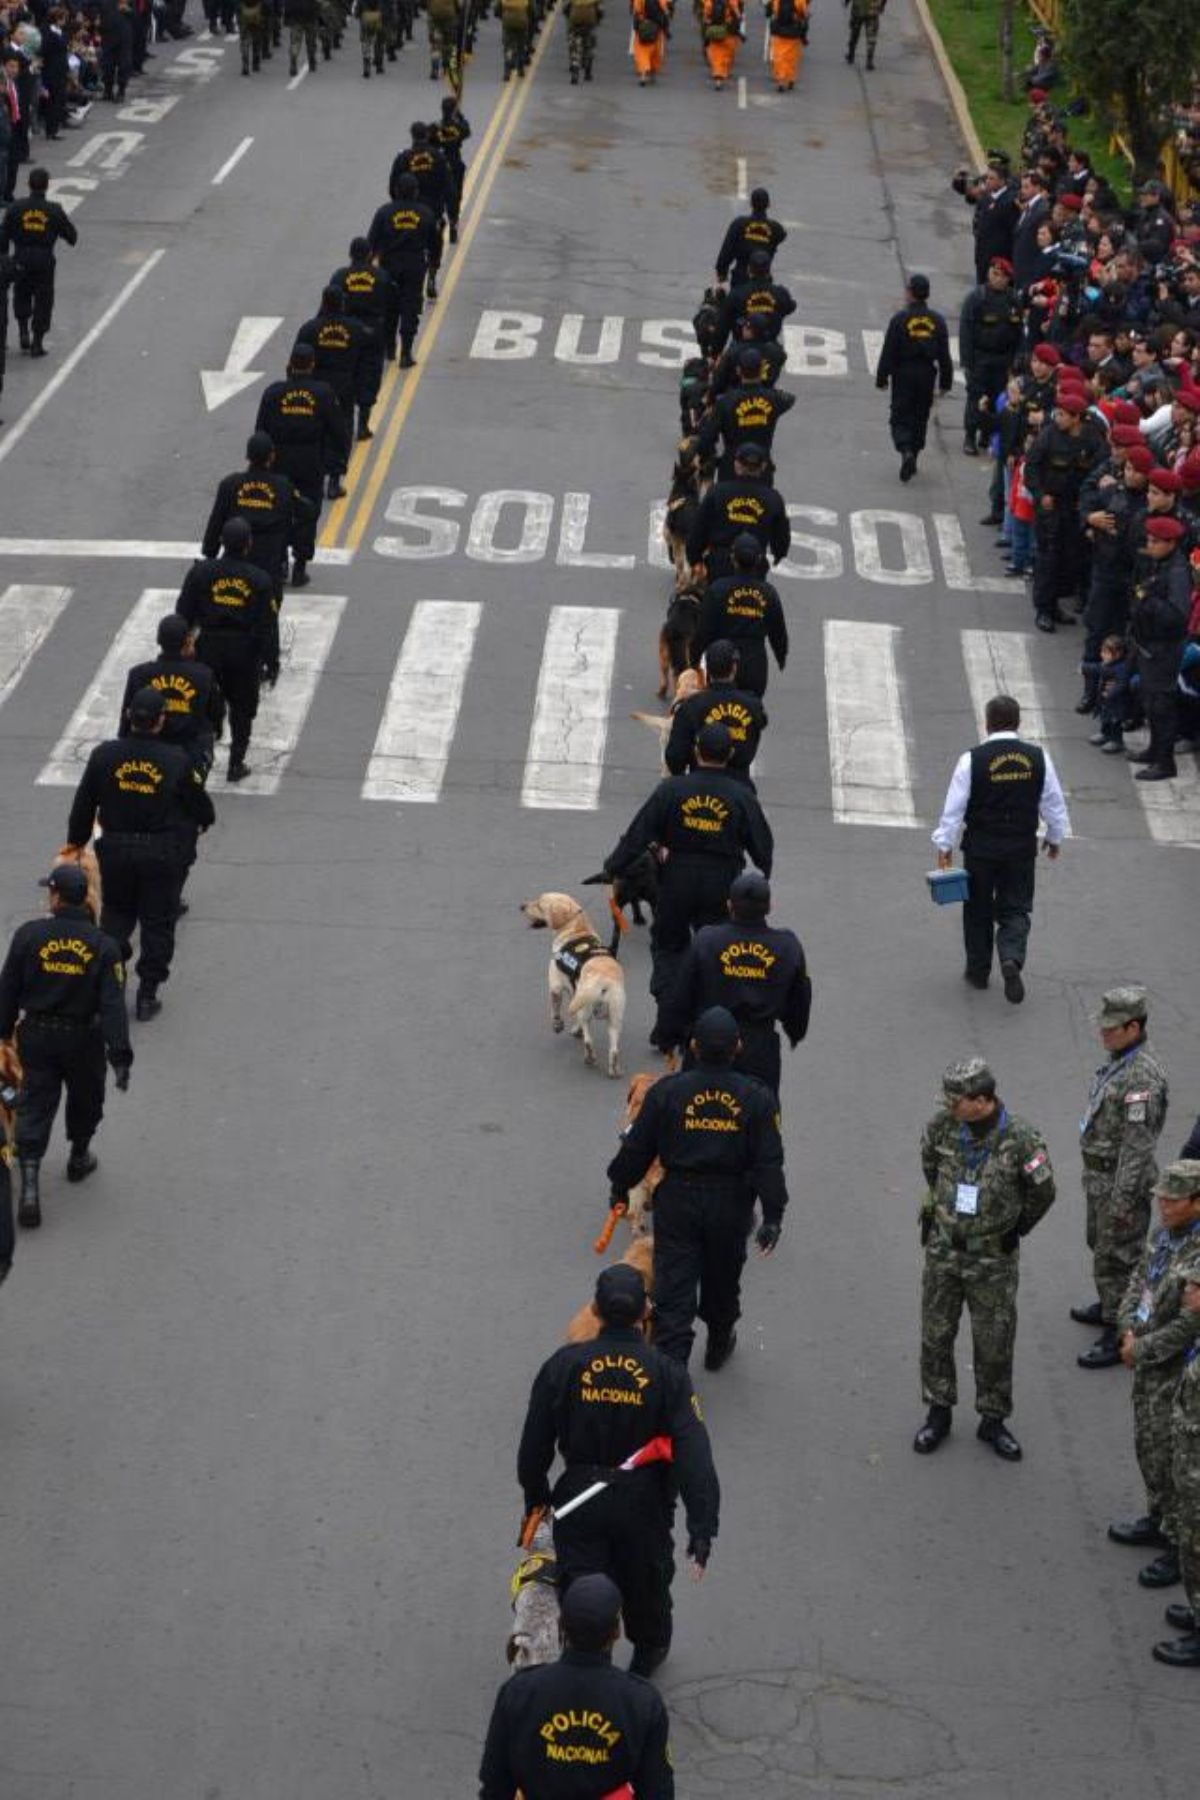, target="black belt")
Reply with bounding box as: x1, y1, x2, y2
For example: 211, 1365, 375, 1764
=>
20, 1013, 98, 1032
101, 831, 172, 845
